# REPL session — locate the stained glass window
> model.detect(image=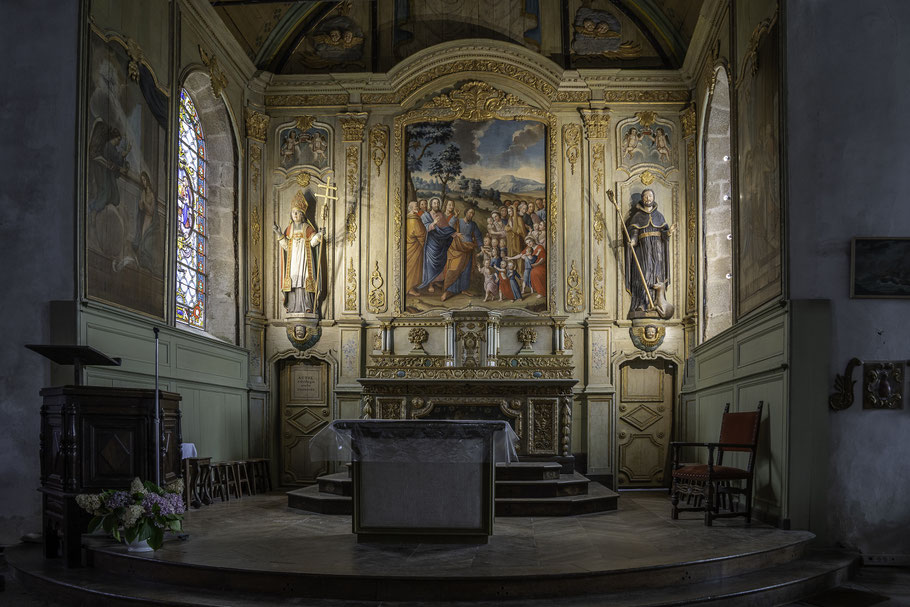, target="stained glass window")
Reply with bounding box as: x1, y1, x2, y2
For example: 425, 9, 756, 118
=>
176, 89, 206, 329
